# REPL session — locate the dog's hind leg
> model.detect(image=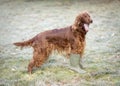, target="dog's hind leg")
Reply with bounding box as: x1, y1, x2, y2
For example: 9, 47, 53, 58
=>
28, 59, 35, 74
28, 51, 39, 74
28, 52, 48, 74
